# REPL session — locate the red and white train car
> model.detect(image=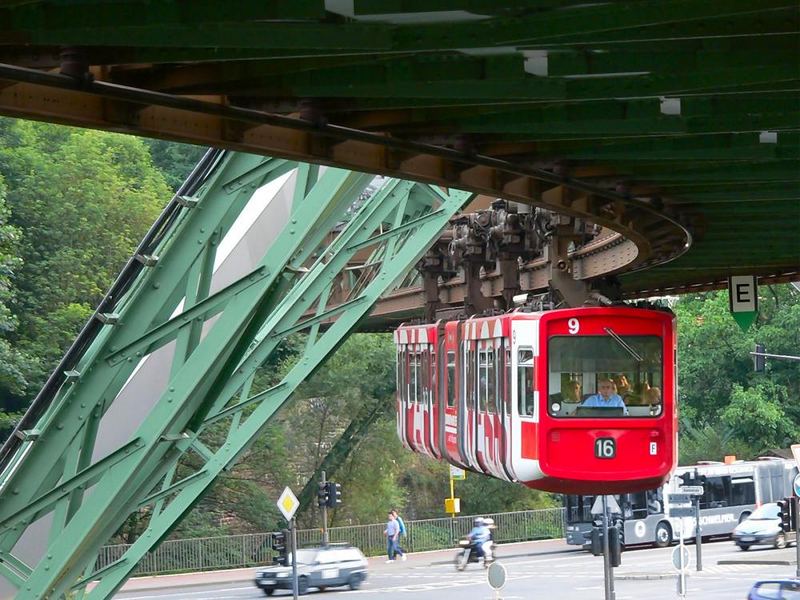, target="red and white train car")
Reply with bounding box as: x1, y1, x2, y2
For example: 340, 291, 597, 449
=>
395, 306, 677, 494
